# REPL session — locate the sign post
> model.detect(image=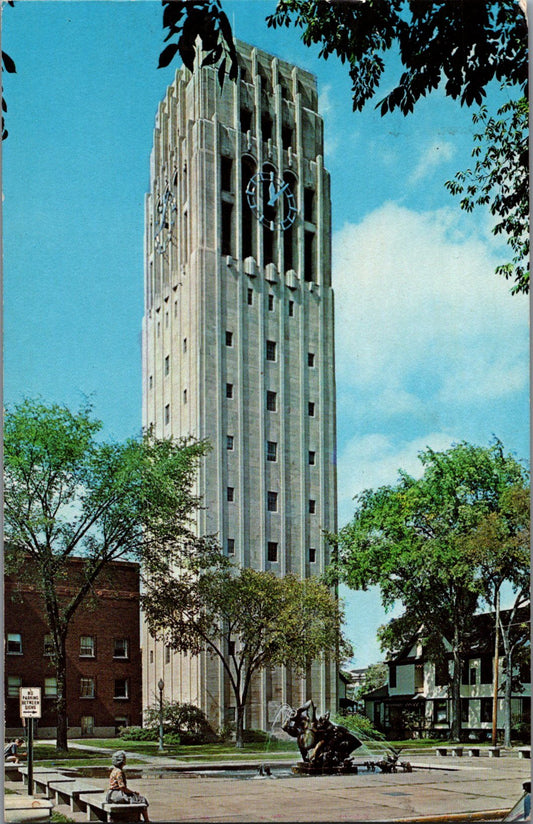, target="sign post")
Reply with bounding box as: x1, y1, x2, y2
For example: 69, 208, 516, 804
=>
20, 688, 41, 796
